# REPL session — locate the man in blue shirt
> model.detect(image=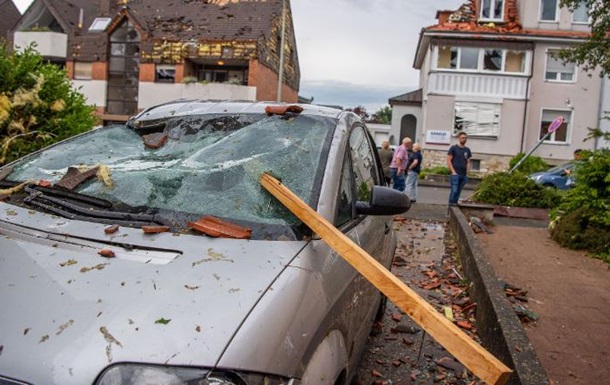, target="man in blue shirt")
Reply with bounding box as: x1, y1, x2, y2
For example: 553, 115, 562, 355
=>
447, 131, 472, 206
